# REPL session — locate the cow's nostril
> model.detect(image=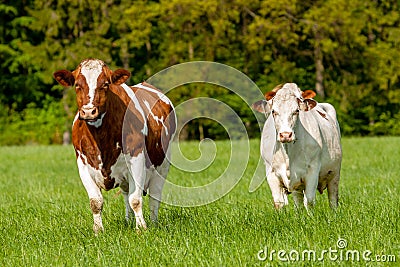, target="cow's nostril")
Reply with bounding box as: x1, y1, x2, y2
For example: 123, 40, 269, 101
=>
279, 132, 293, 141
91, 108, 97, 115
